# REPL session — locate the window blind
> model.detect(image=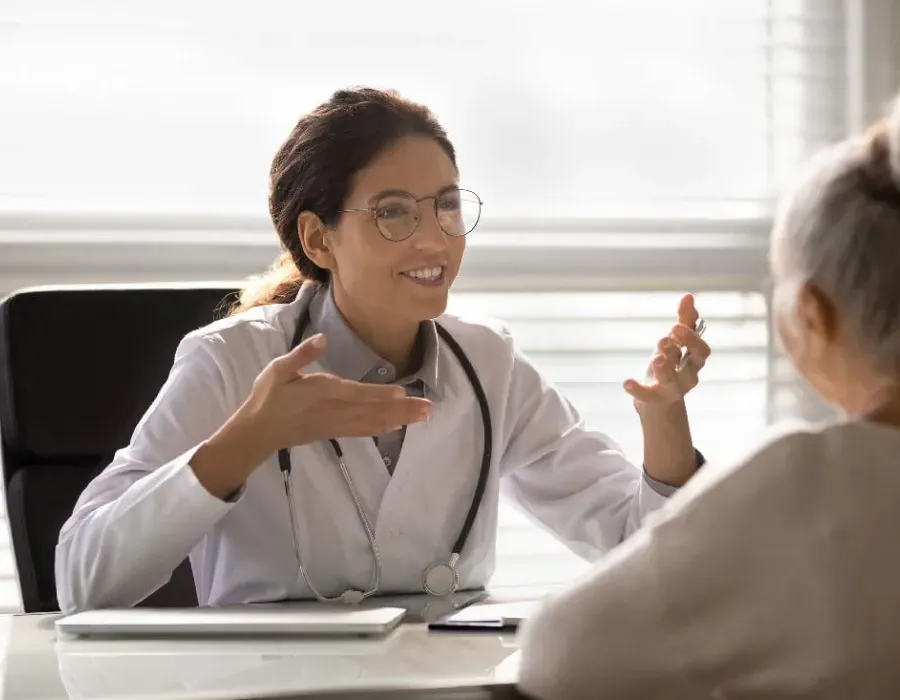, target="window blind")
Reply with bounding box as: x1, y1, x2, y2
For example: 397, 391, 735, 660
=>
0, 0, 851, 608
